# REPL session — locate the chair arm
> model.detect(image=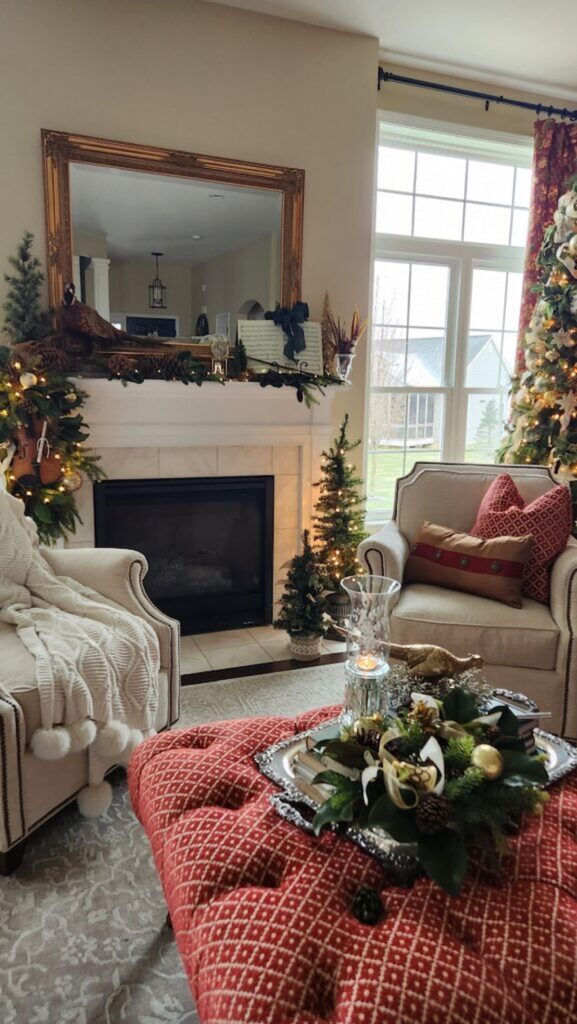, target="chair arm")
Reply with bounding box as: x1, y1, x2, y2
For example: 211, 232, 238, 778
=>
0, 688, 26, 850
549, 540, 577, 737
41, 547, 180, 724
357, 520, 409, 585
